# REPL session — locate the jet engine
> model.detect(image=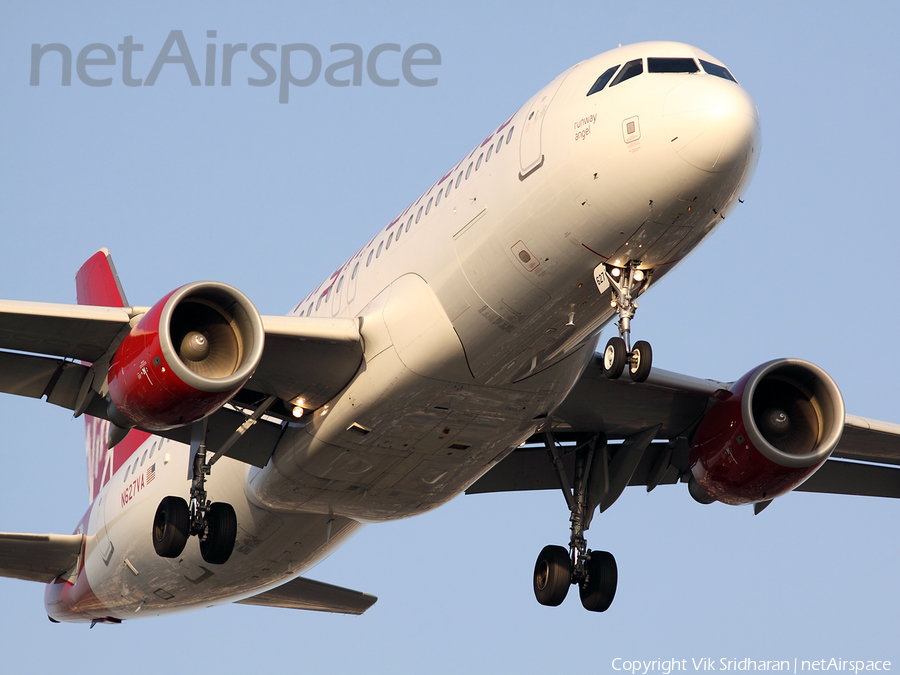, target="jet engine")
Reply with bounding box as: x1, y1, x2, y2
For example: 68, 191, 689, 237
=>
689, 359, 844, 505
106, 281, 265, 431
